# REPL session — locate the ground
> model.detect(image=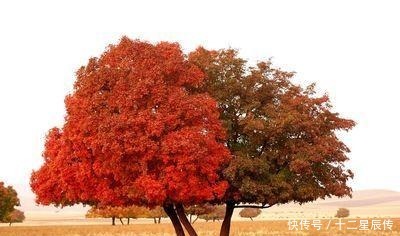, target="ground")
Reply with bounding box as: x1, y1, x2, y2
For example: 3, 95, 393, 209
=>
0, 219, 399, 236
